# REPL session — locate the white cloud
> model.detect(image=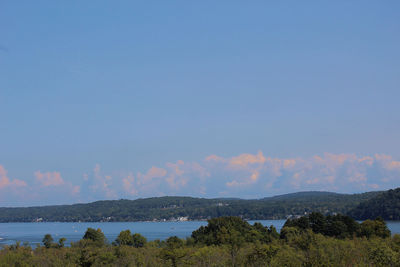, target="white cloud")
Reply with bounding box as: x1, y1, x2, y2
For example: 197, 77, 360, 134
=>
0, 165, 27, 189
90, 163, 117, 198
35, 171, 64, 186
3, 151, 400, 204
